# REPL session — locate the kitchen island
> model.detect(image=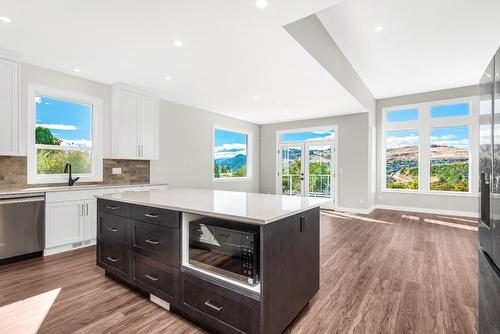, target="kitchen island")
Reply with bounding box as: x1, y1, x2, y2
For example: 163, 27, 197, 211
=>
96, 188, 327, 334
